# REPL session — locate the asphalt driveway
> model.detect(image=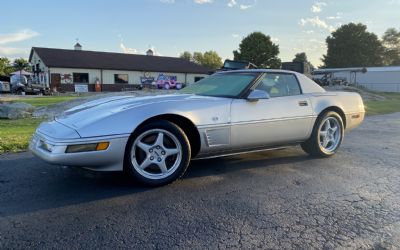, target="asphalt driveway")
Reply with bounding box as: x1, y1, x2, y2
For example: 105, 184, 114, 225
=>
0, 113, 399, 249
